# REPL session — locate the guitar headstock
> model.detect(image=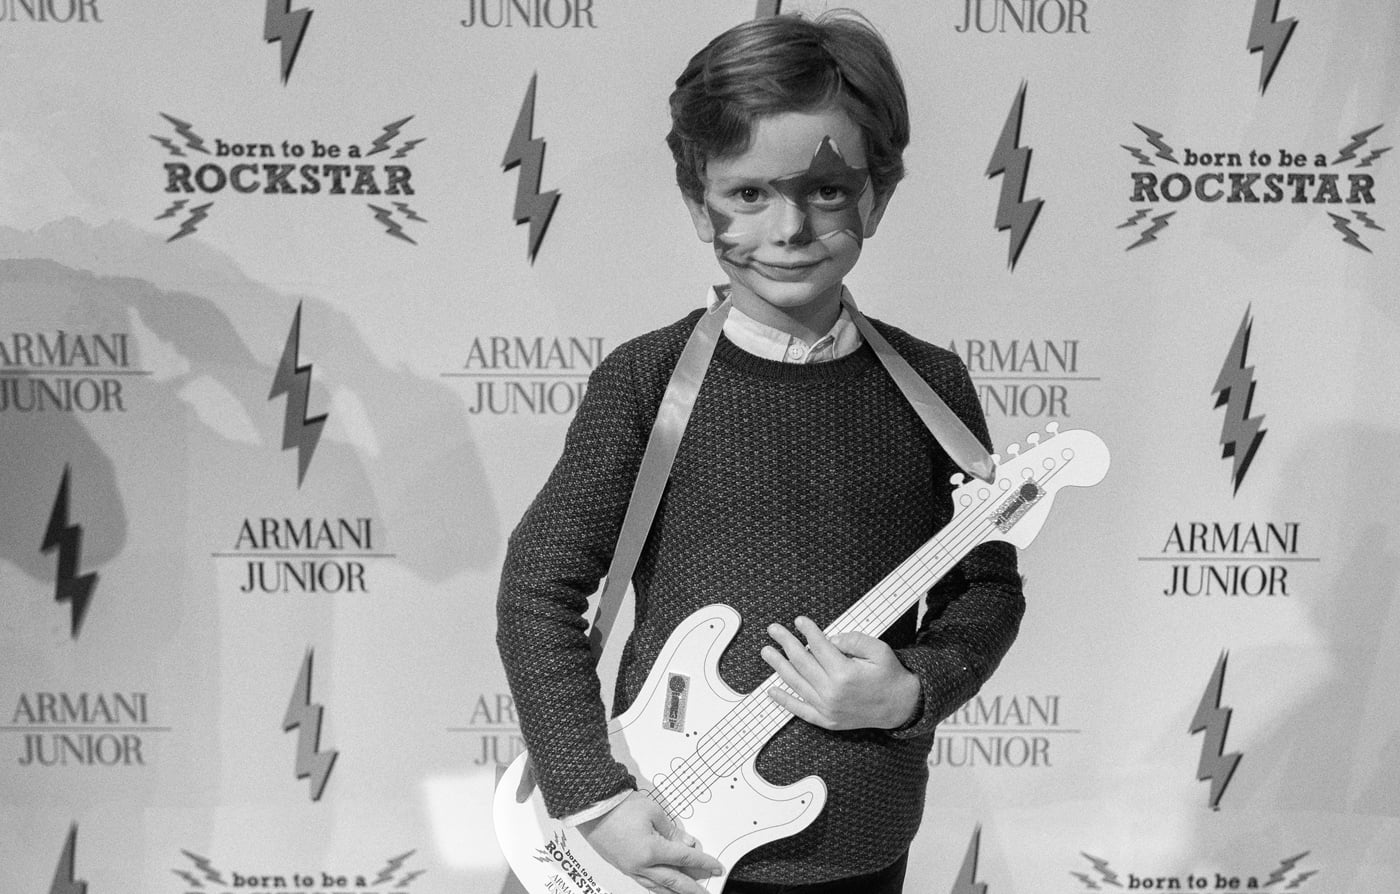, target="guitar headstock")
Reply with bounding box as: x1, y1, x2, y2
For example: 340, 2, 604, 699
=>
950, 424, 1110, 549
